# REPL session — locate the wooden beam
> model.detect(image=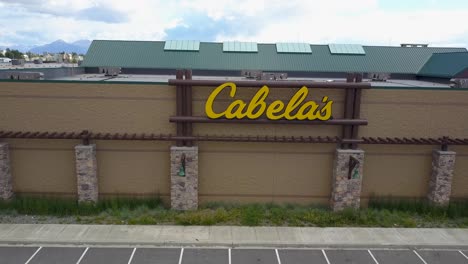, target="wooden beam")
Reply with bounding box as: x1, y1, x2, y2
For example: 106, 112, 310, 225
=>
168, 79, 371, 89
169, 116, 368, 125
